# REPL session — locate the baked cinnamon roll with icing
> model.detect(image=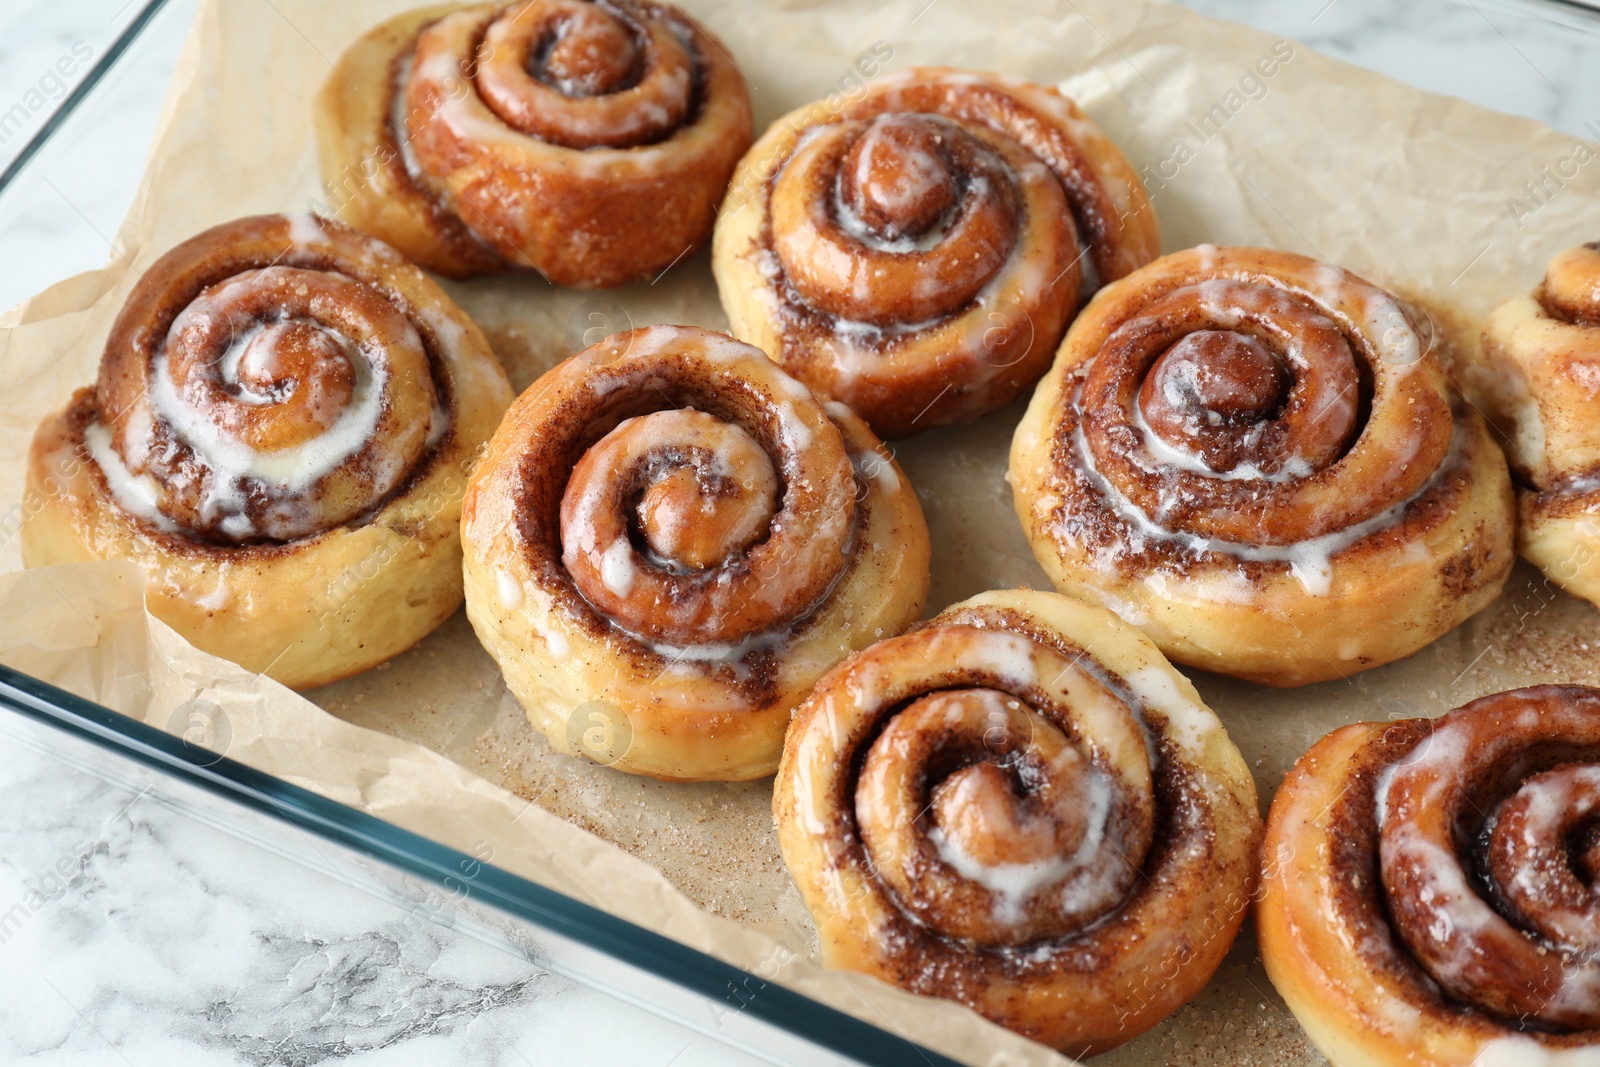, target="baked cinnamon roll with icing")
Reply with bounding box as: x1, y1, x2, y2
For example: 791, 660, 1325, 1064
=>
315, 0, 753, 286
461, 325, 929, 781
713, 67, 1159, 438
1476, 243, 1600, 610
1010, 245, 1516, 686
22, 214, 513, 689
774, 588, 1261, 1057
1260, 685, 1600, 1066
